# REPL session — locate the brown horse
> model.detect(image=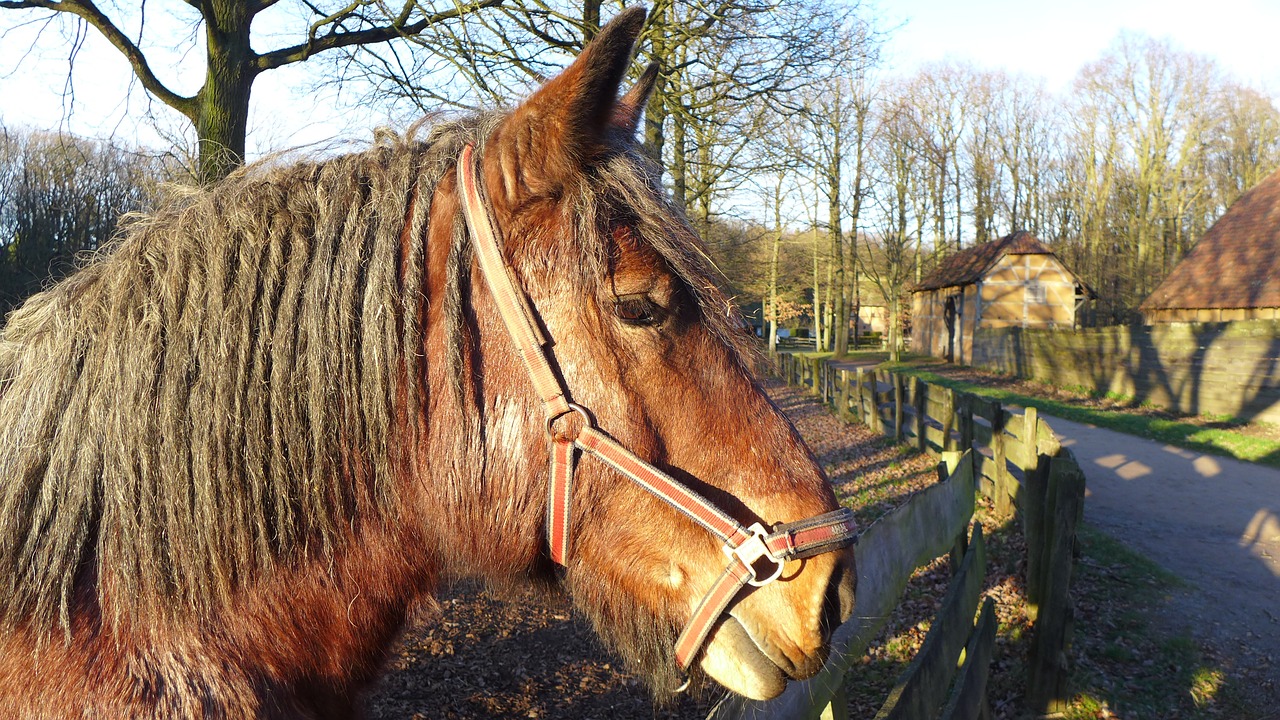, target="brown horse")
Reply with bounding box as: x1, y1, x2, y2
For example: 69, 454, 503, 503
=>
0, 7, 854, 717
